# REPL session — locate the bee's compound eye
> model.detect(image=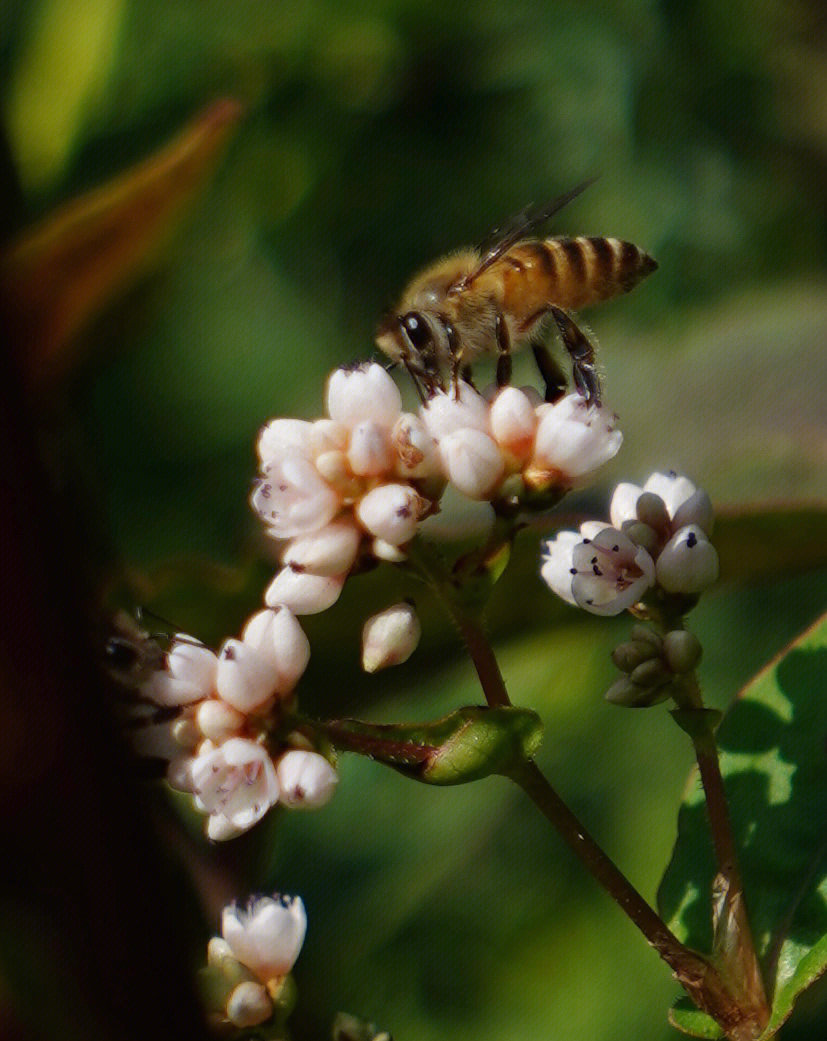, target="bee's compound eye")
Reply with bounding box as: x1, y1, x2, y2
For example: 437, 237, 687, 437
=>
400, 312, 433, 353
